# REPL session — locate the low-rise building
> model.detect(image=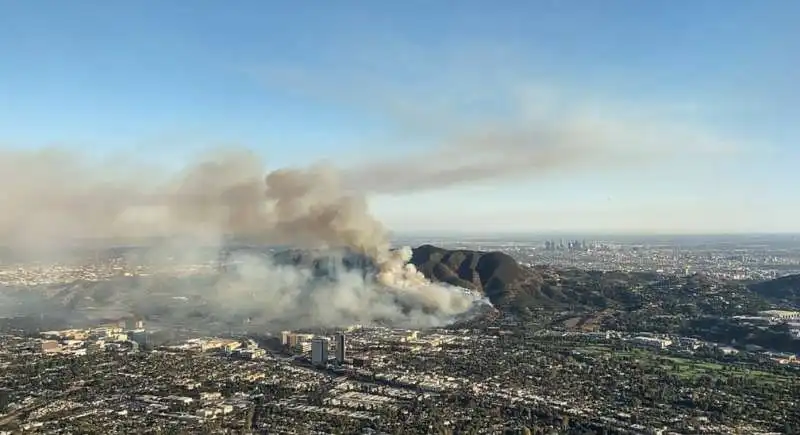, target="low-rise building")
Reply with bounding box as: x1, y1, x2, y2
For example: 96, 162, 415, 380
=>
631, 336, 672, 349
40, 340, 60, 353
